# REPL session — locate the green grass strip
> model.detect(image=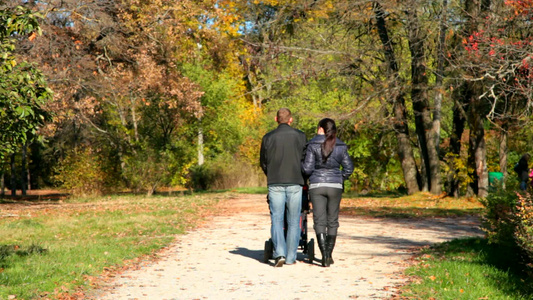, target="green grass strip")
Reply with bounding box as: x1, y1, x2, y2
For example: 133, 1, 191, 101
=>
400, 237, 533, 299
0, 192, 231, 299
